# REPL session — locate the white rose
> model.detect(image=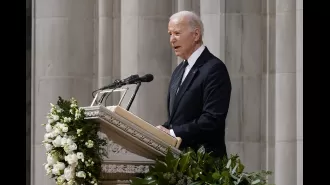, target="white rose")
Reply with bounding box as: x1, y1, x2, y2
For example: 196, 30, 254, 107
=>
64, 145, 73, 154
47, 118, 54, 124
54, 127, 62, 135
77, 152, 84, 161
61, 137, 67, 146
54, 161, 66, 170
65, 154, 78, 165
44, 163, 52, 175
43, 133, 52, 142
85, 140, 94, 148
53, 115, 59, 121
52, 135, 62, 147
46, 124, 52, 132
47, 154, 58, 165
76, 171, 86, 178
62, 126, 68, 132
64, 117, 72, 123
77, 129, 82, 136
64, 166, 75, 181
45, 143, 53, 152
69, 143, 77, 151
66, 138, 73, 145
51, 130, 59, 138
44, 163, 50, 170
52, 167, 60, 175
49, 131, 57, 138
